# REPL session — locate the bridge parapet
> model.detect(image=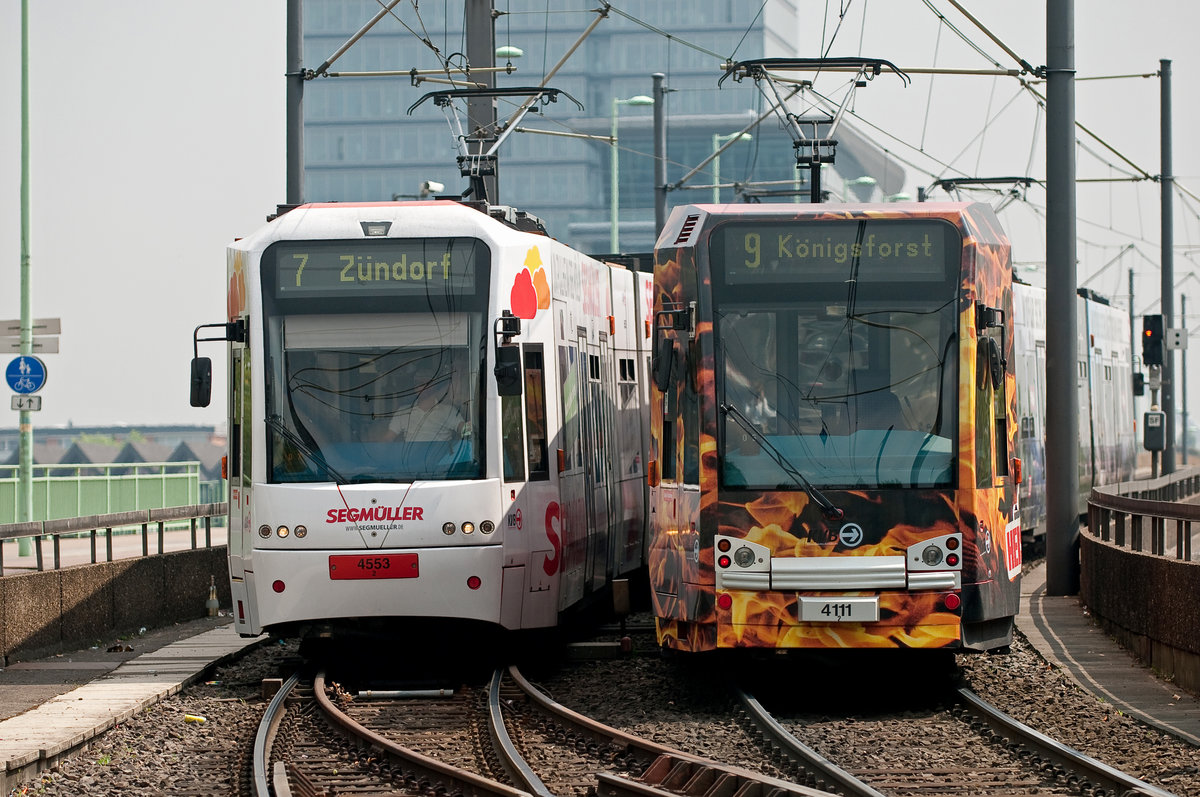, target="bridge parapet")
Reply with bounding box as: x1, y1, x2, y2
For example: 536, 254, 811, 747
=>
0, 503, 230, 663
1084, 469, 1200, 695
0, 503, 228, 572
